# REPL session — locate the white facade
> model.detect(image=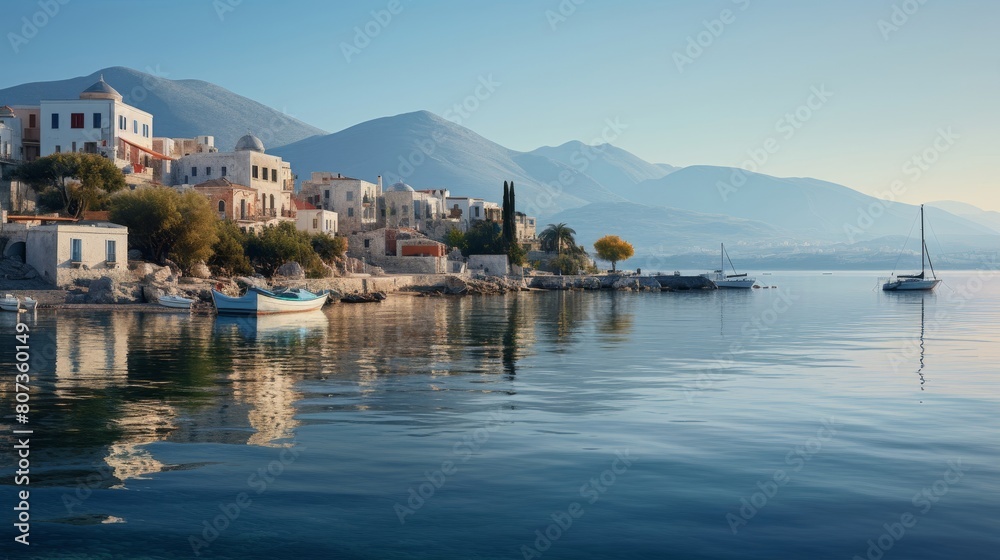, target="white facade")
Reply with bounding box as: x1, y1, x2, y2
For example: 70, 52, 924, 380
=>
300, 172, 380, 234
382, 182, 446, 231
9, 106, 40, 161
0, 107, 23, 161
37, 78, 155, 174
24, 222, 129, 286
296, 208, 338, 235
